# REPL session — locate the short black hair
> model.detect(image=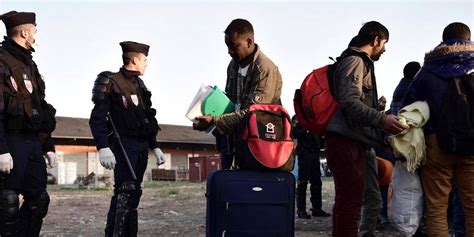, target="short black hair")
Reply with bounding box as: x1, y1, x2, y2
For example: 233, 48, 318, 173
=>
224, 18, 254, 36
354, 21, 389, 47
443, 22, 471, 41
403, 61, 421, 79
